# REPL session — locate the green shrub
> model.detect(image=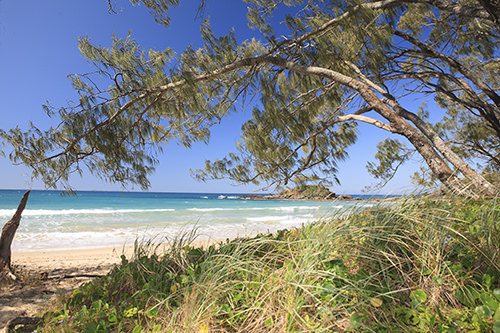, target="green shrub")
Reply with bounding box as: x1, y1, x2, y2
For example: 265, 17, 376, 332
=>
27, 197, 500, 332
